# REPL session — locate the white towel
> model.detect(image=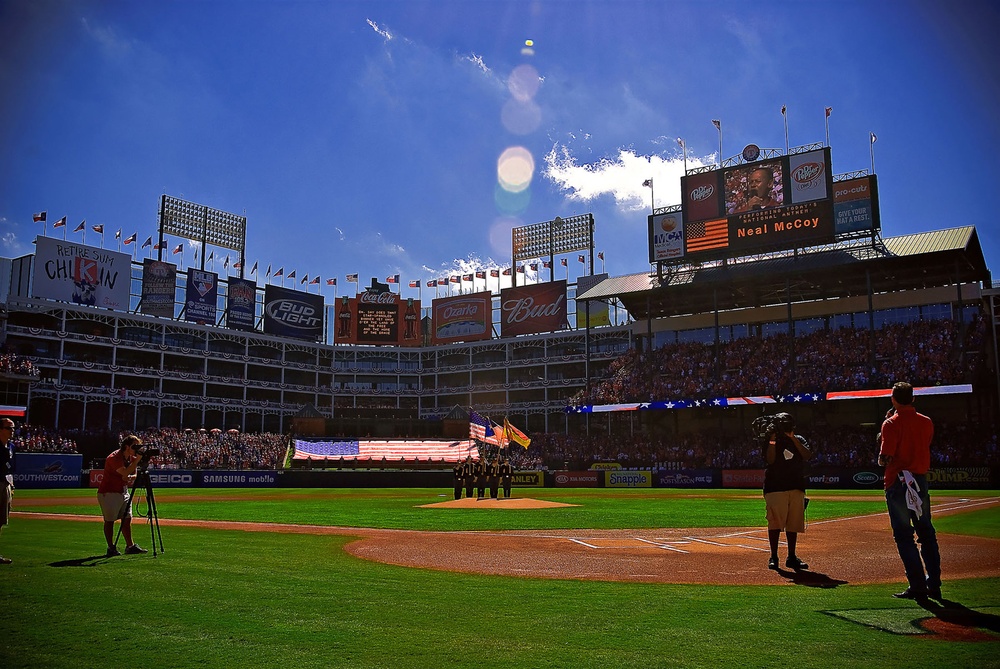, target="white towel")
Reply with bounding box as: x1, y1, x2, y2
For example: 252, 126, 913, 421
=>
900, 470, 923, 519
